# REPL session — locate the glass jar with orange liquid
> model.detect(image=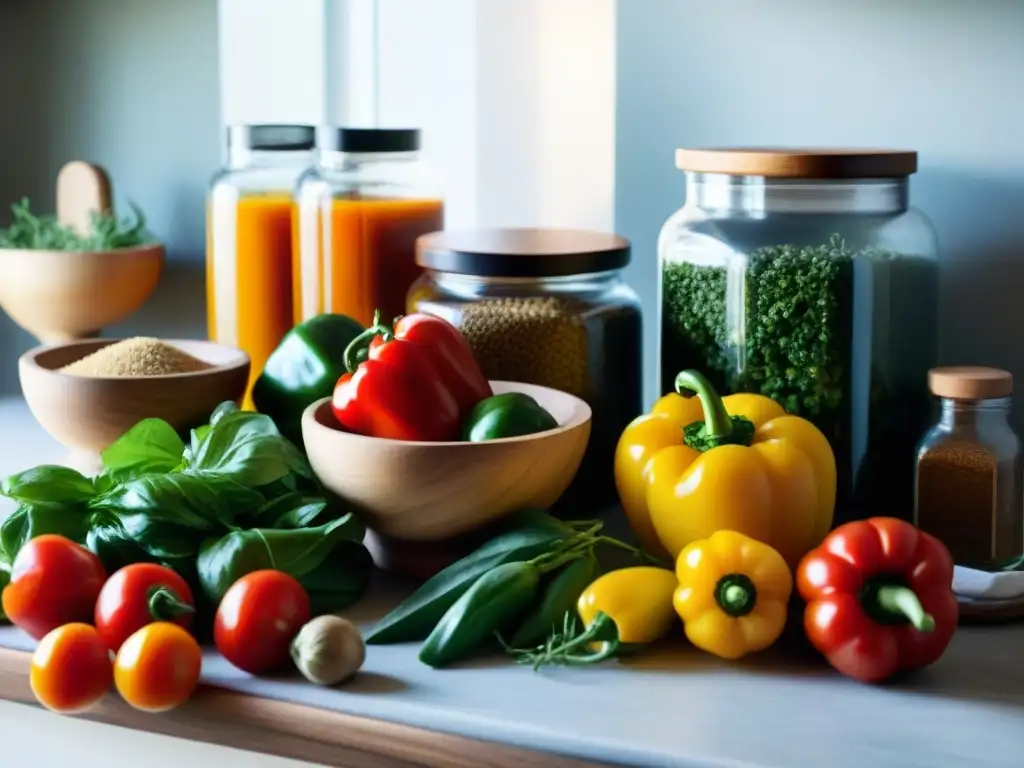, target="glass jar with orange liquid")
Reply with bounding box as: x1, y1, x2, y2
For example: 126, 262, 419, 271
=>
206, 124, 314, 407
293, 128, 444, 328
